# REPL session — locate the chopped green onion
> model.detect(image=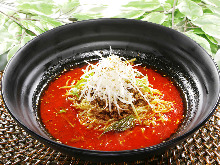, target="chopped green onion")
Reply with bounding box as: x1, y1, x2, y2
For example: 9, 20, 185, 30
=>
58, 109, 67, 114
